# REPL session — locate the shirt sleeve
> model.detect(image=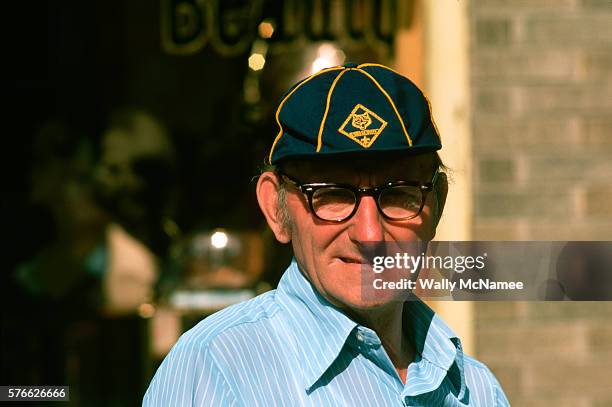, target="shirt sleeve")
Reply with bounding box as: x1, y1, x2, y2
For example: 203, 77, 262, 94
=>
491, 370, 511, 407
143, 337, 238, 406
